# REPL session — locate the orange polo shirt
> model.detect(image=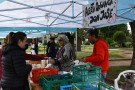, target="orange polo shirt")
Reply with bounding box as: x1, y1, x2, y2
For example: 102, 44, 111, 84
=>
86, 38, 109, 73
